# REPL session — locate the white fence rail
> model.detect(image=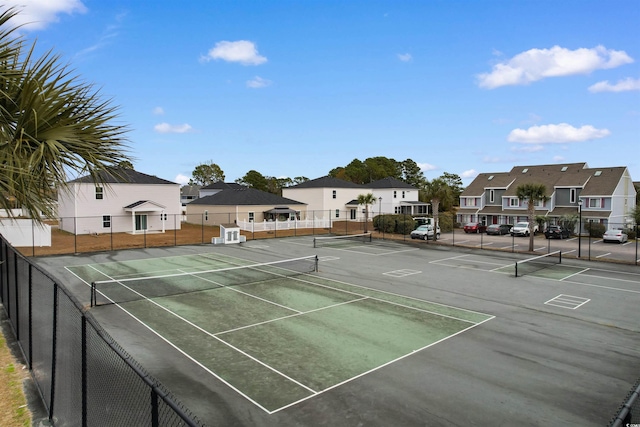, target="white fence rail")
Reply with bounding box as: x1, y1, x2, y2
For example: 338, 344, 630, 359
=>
237, 218, 332, 232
